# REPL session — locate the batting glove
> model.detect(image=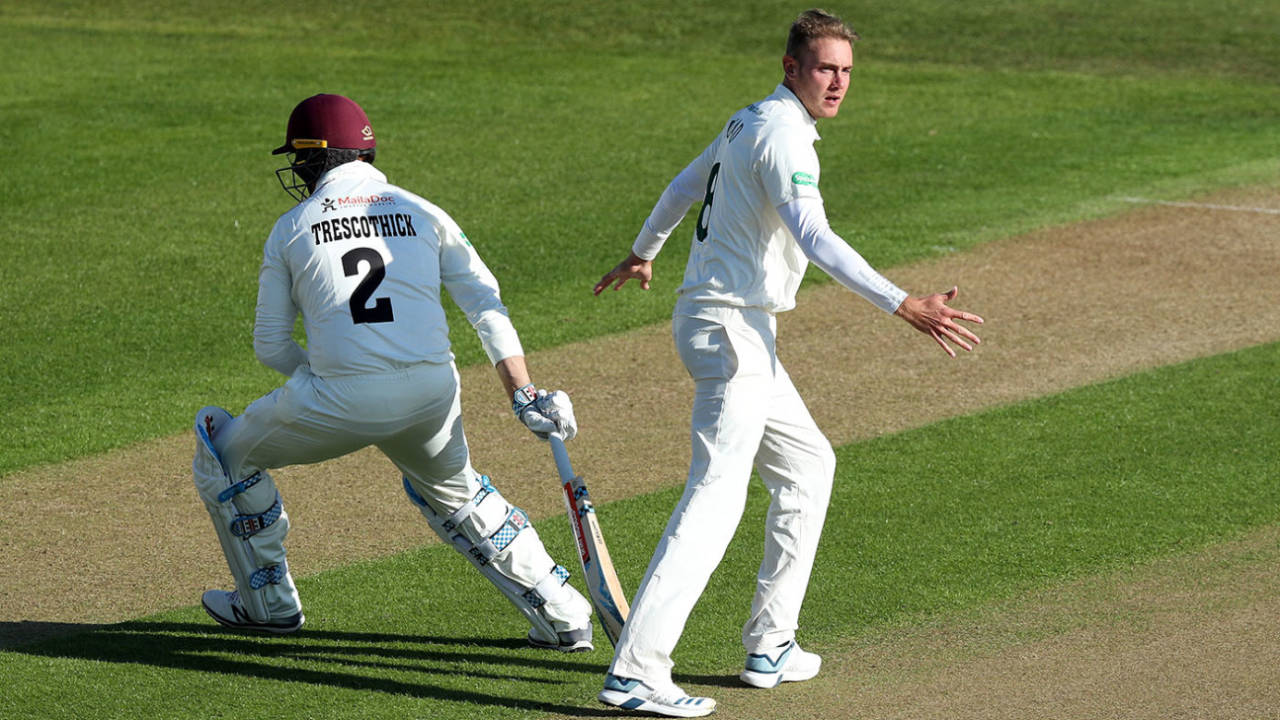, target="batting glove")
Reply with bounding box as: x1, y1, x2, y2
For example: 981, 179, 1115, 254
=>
513, 384, 577, 441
